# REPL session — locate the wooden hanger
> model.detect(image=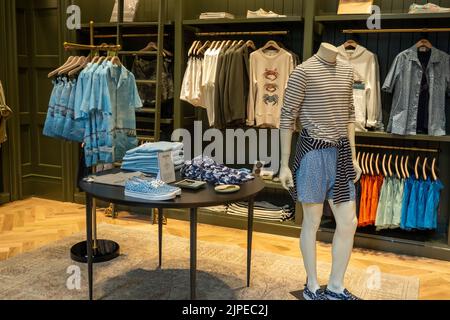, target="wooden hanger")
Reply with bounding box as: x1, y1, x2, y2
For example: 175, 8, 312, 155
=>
400, 156, 406, 179
48, 56, 76, 78
369, 153, 374, 176
188, 41, 199, 57
246, 40, 257, 50
375, 153, 380, 176
58, 56, 85, 75
197, 40, 211, 55
422, 157, 428, 181
382, 154, 388, 177
361, 153, 366, 175
431, 158, 438, 181
387, 154, 393, 177
68, 55, 91, 76
416, 39, 432, 52
344, 39, 358, 50
405, 156, 410, 178
394, 155, 401, 179
356, 151, 361, 170
111, 55, 121, 66
261, 40, 281, 52
415, 156, 421, 179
